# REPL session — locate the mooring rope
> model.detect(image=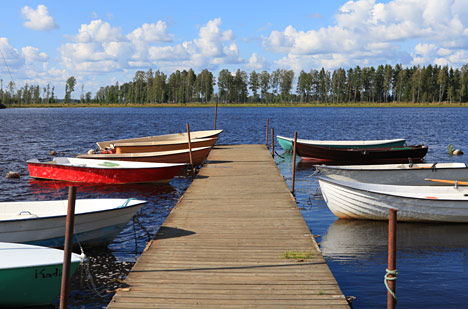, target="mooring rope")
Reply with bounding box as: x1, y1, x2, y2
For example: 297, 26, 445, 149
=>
133, 215, 152, 242
275, 151, 285, 158
81, 257, 108, 298
384, 268, 398, 302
